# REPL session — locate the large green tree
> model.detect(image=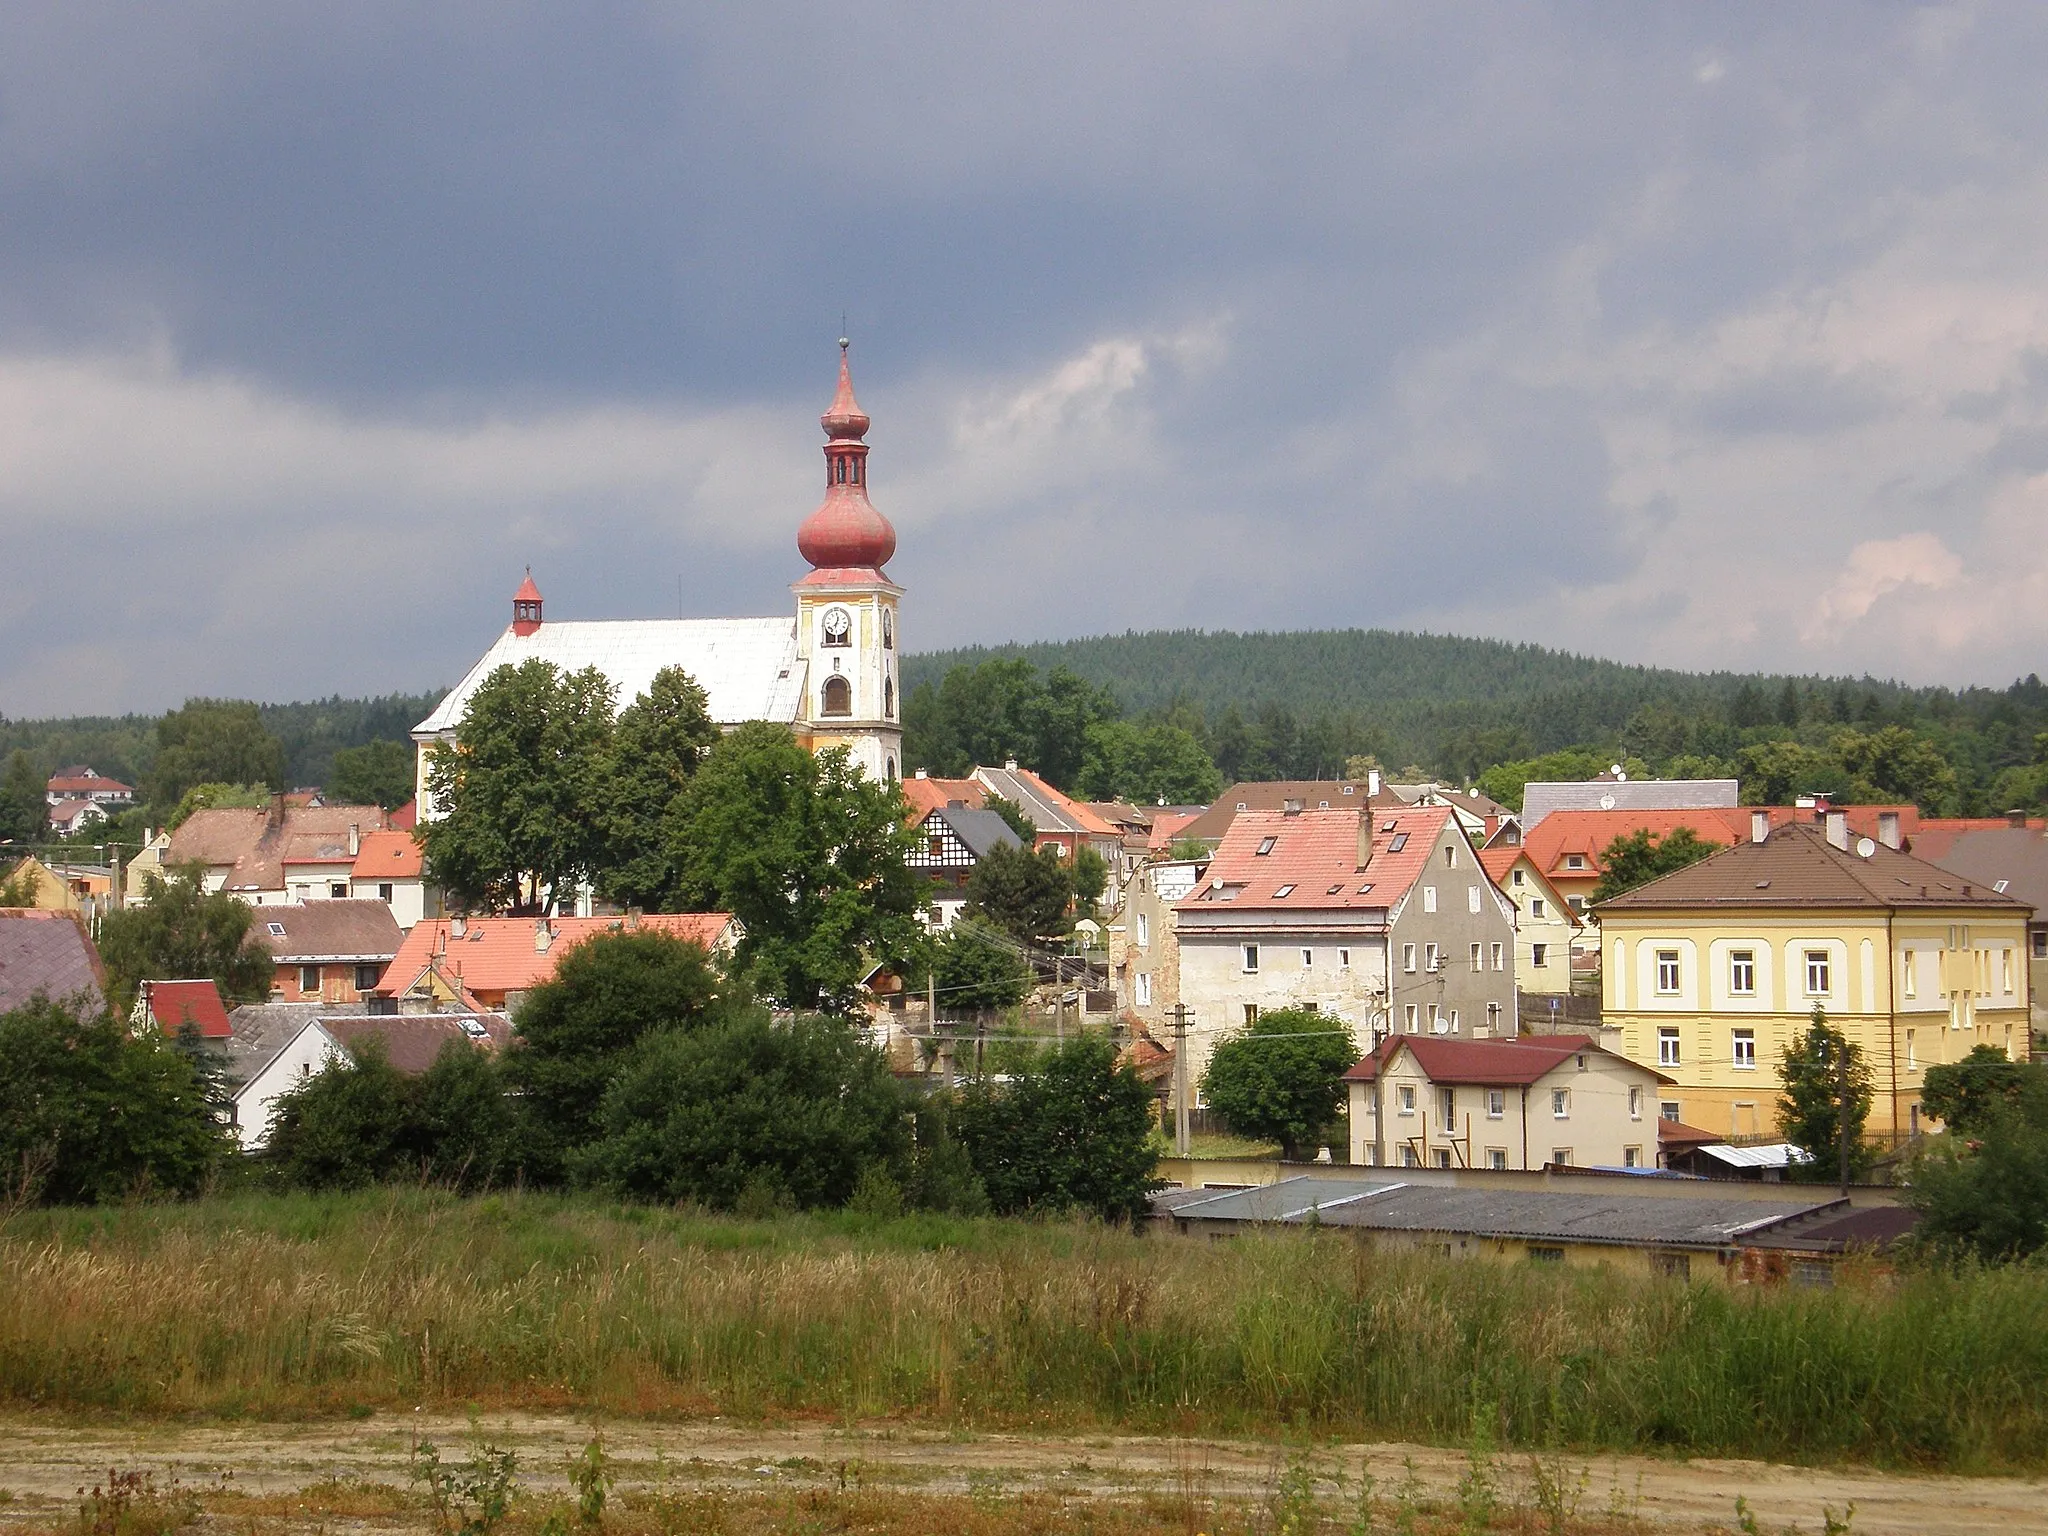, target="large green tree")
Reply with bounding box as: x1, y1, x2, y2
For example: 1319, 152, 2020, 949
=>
1831, 726, 1962, 813
1075, 720, 1224, 805
1777, 1008, 1875, 1183
0, 996, 226, 1203
902, 659, 1119, 787
97, 864, 275, 1014
931, 919, 1031, 1015
667, 723, 925, 1009
598, 666, 719, 910
579, 1010, 910, 1209
1200, 1006, 1356, 1161
327, 739, 416, 809
422, 660, 617, 913
1922, 1045, 2035, 1133
951, 1034, 1161, 1221
1590, 826, 1723, 903
1909, 1060, 2048, 1261
146, 699, 287, 808
0, 749, 43, 846
963, 841, 1074, 947
504, 928, 729, 1181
